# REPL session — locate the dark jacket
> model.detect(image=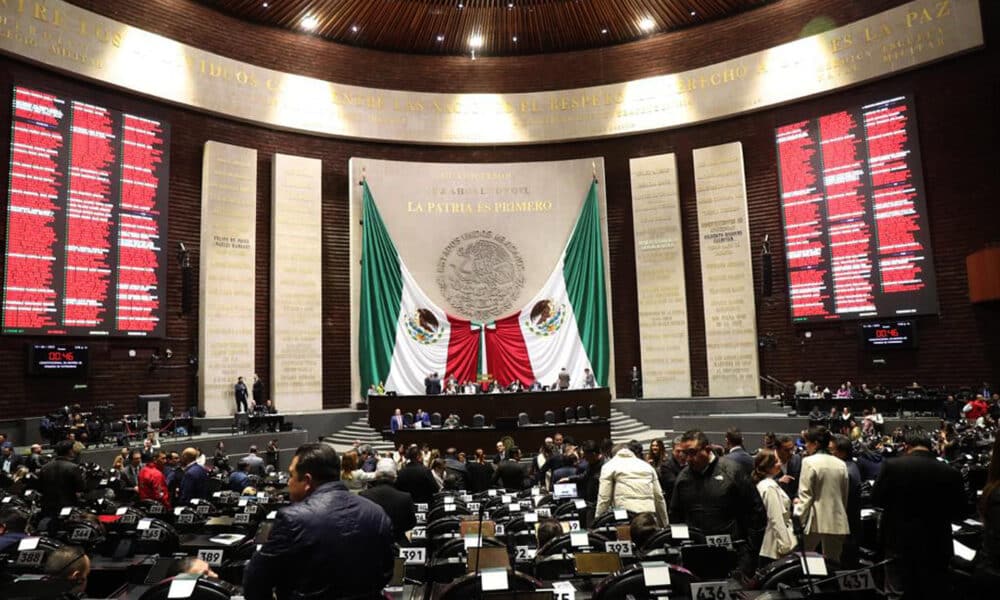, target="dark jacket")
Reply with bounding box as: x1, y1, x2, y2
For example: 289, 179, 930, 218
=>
872, 450, 965, 578
976, 486, 1000, 575
38, 457, 85, 515
723, 447, 754, 477
244, 481, 394, 600
657, 457, 684, 503
465, 461, 494, 493
493, 459, 529, 491
395, 461, 437, 505
776, 453, 802, 500
360, 479, 417, 542
179, 462, 209, 504
670, 456, 765, 545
